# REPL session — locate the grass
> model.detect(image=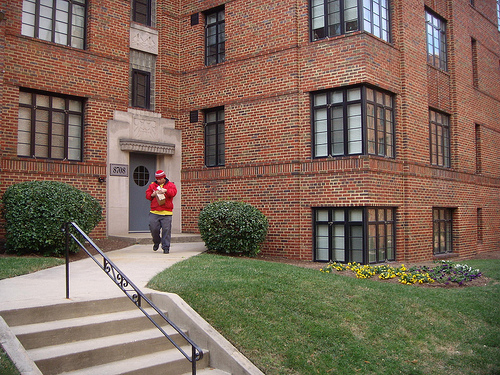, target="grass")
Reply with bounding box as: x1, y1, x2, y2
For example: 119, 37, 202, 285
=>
148, 254, 500, 375
0, 256, 64, 280
0, 349, 19, 375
